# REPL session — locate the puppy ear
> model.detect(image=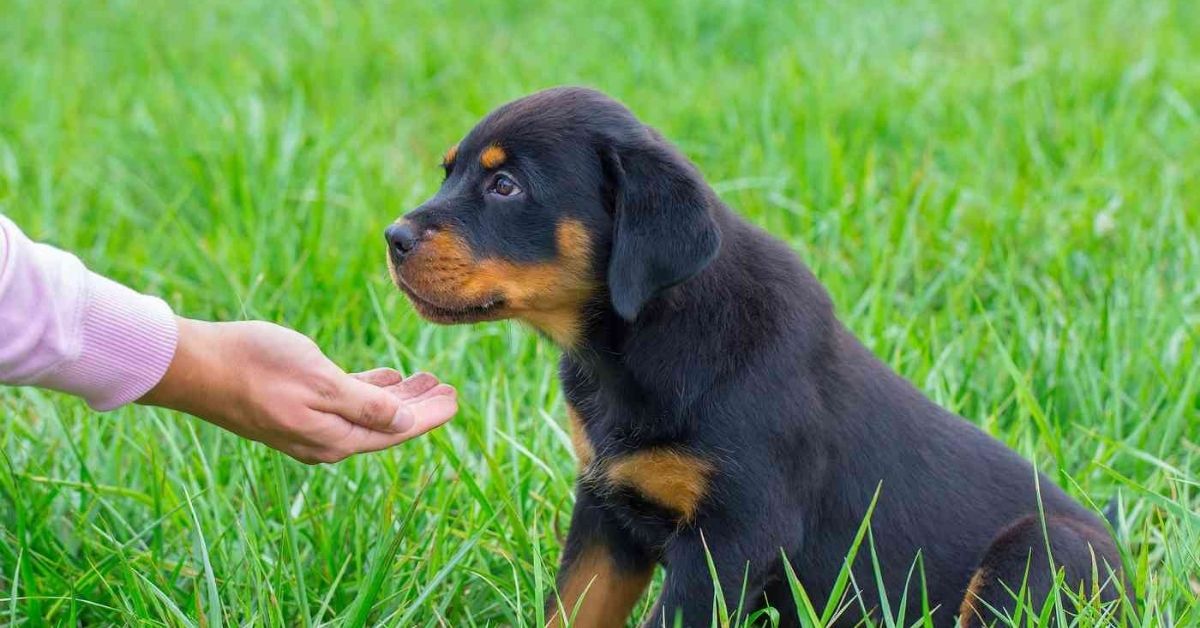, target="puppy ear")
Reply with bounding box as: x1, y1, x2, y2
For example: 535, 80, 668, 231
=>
603, 131, 721, 320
